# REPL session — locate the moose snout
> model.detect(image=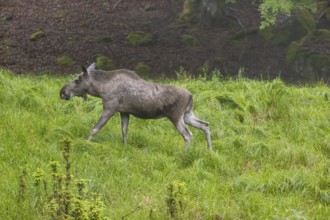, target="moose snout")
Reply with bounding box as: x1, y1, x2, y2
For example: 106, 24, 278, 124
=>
60, 92, 72, 100
61, 94, 70, 100
60, 88, 71, 100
